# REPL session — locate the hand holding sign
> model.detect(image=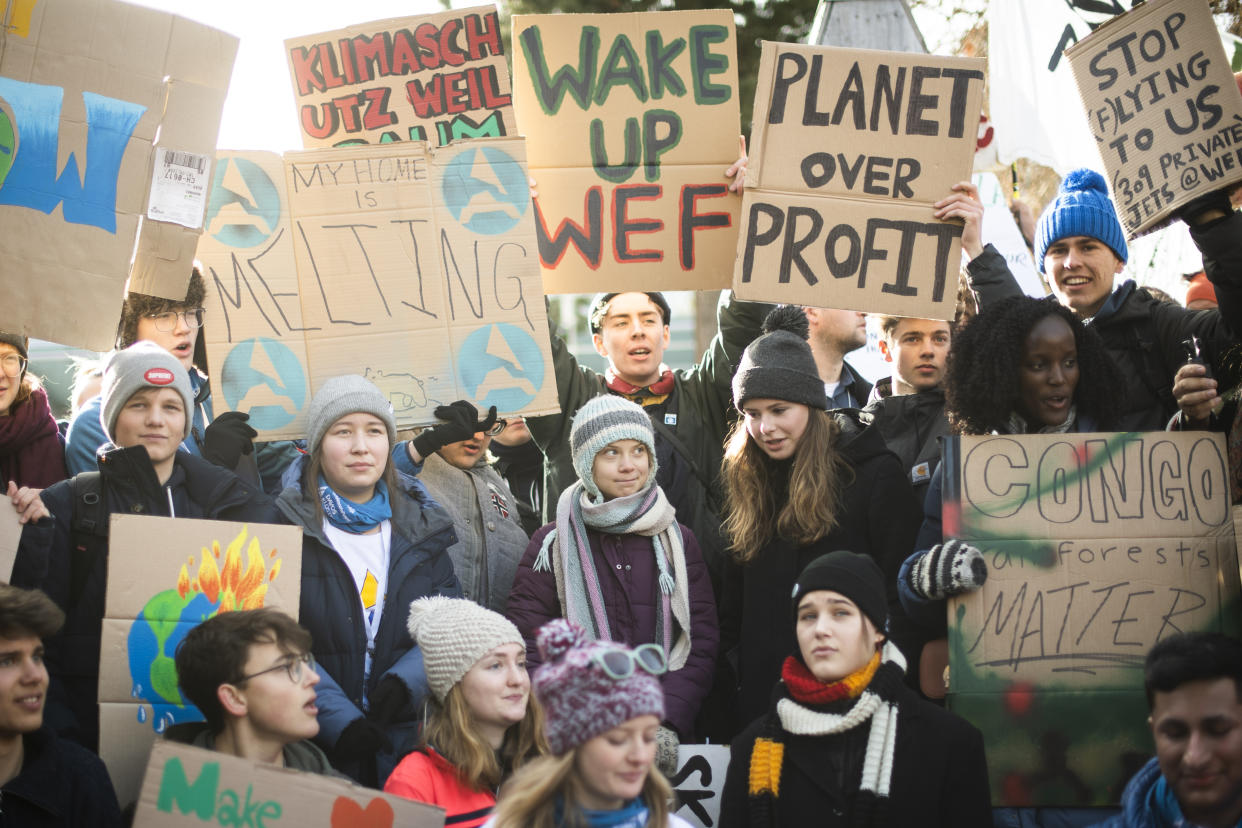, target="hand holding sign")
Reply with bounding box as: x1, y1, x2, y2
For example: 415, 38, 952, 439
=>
933, 182, 985, 260
7, 481, 48, 524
